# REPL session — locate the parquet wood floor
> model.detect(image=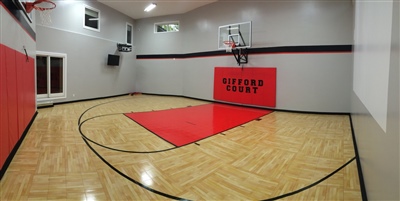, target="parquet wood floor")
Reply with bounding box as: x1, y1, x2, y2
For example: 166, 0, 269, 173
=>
0, 94, 362, 200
